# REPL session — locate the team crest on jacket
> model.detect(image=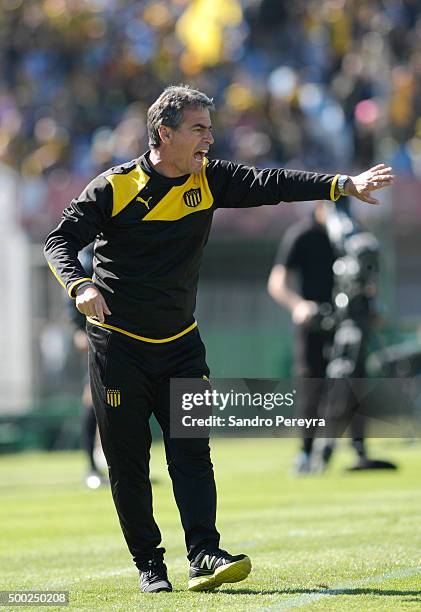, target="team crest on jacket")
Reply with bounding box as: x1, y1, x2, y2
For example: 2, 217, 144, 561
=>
183, 188, 202, 208
106, 389, 121, 407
